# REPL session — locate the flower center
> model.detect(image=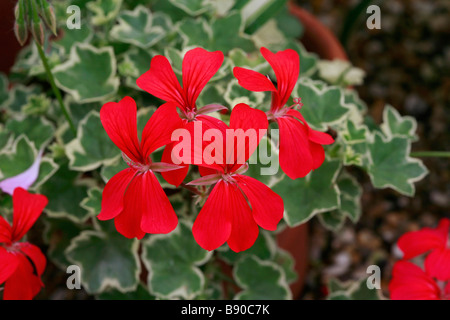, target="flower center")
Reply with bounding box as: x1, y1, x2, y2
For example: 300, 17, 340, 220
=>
122, 152, 150, 172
